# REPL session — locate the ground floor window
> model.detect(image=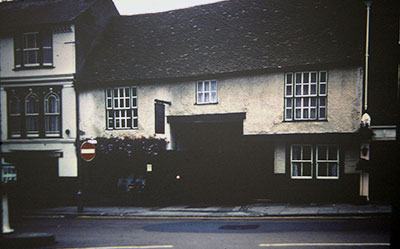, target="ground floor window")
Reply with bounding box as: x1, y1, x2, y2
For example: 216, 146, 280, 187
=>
290, 144, 339, 179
